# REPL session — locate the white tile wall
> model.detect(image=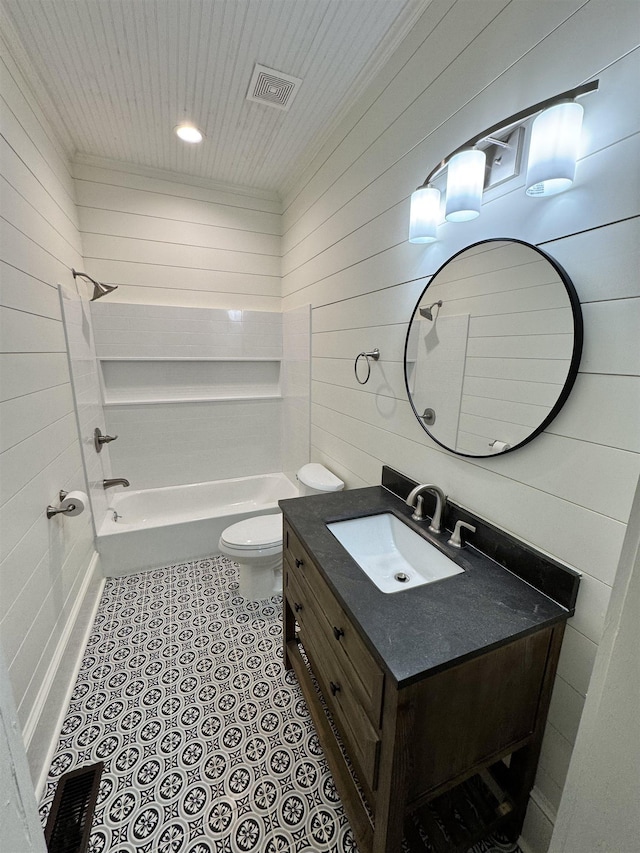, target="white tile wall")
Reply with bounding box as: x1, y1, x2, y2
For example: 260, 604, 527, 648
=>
91, 302, 282, 359
281, 2, 640, 848
0, 31, 102, 783
89, 302, 286, 490
105, 399, 283, 490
